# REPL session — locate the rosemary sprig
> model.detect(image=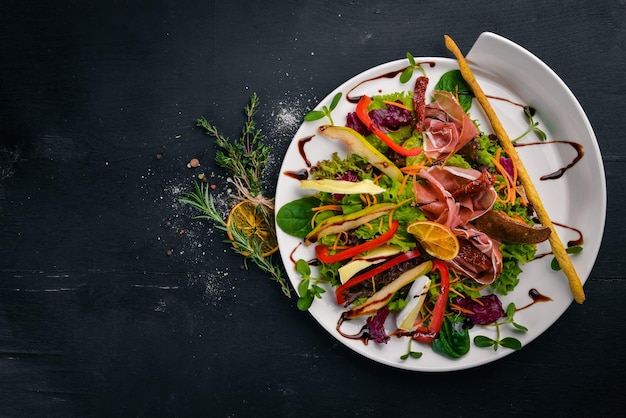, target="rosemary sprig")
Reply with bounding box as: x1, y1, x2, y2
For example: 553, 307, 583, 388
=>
180, 181, 291, 297
196, 92, 271, 198
183, 94, 290, 297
